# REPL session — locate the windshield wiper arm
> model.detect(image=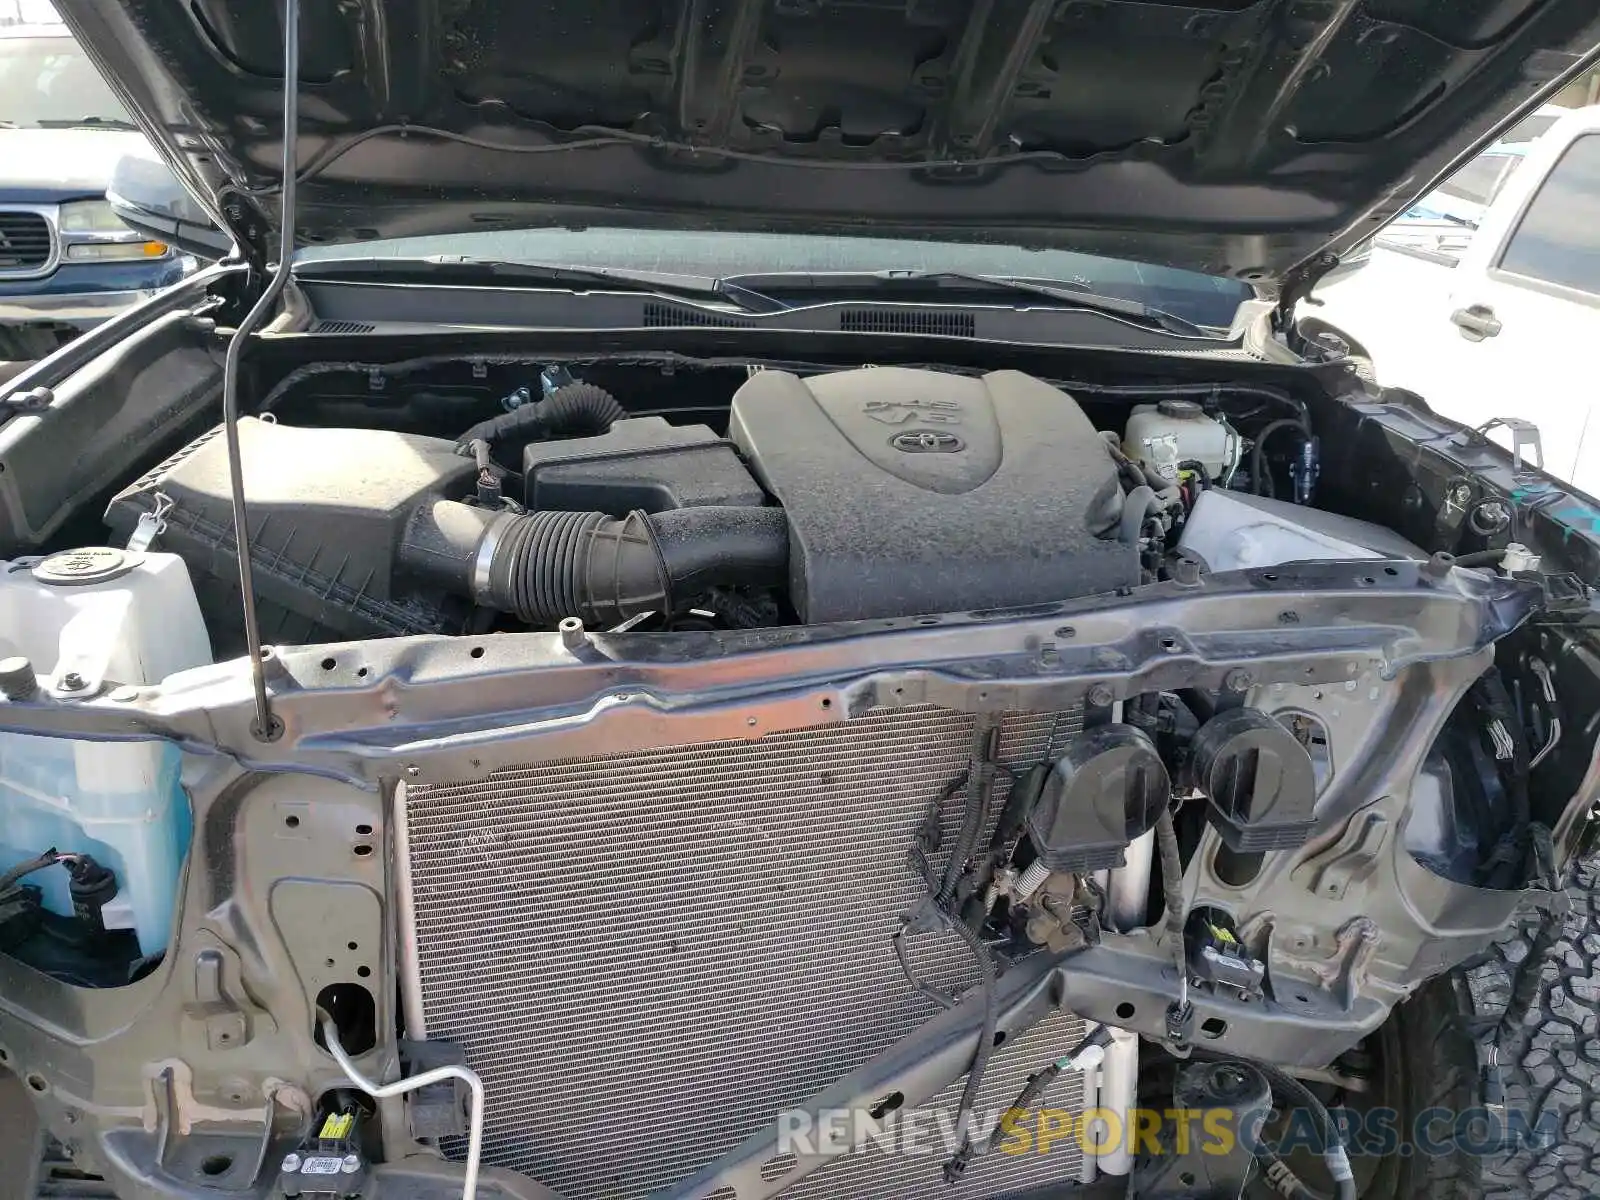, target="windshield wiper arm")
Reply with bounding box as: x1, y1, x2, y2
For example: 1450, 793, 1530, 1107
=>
721, 268, 1213, 336
295, 255, 786, 314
